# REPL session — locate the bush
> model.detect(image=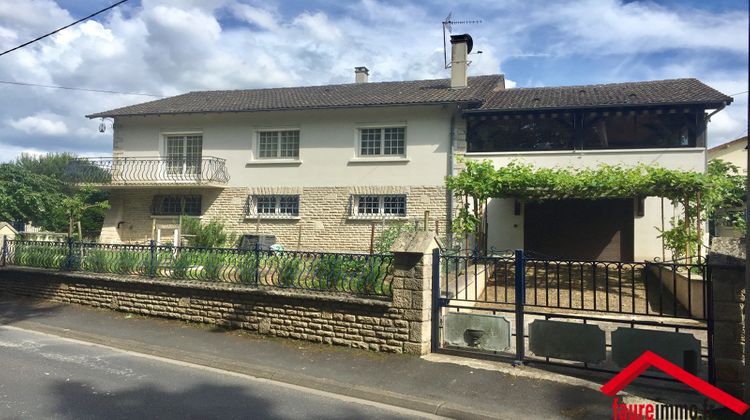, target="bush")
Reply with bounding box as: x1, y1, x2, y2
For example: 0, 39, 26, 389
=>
83, 249, 110, 272
237, 256, 256, 283
170, 250, 194, 279
181, 217, 236, 248
202, 251, 223, 280
314, 255, 344, 289
374, 222, 416, 254
116, 250, 143, 274
14, 243, 67, 269
276, 255, 301, 287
